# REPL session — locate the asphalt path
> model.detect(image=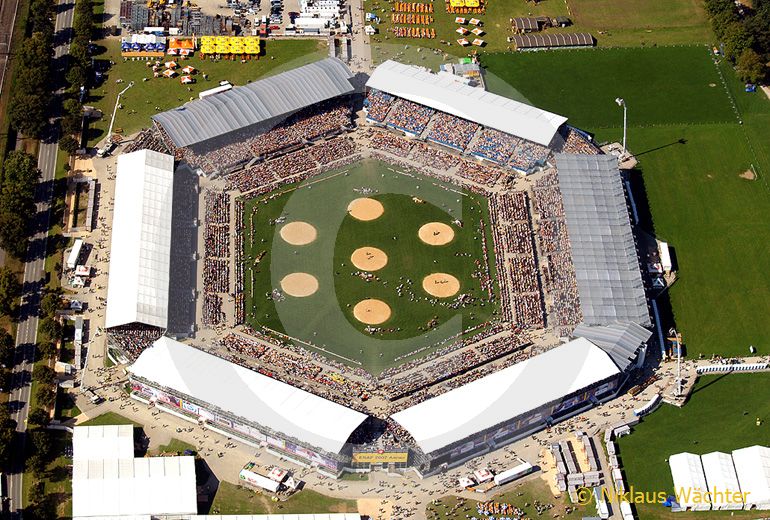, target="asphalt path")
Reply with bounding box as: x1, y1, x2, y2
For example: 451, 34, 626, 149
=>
6, 0, 73, 515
